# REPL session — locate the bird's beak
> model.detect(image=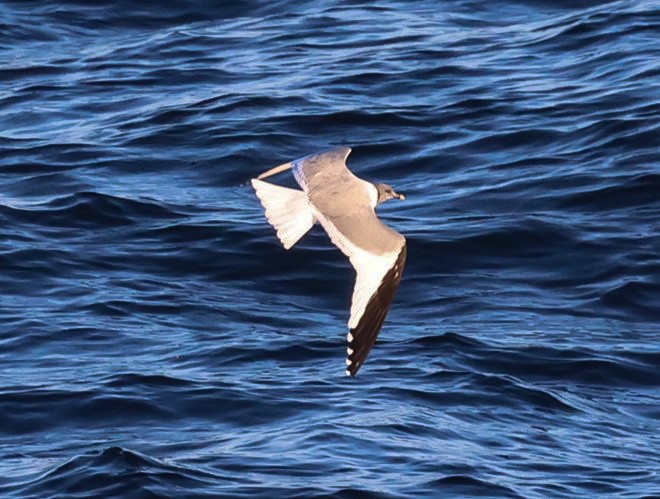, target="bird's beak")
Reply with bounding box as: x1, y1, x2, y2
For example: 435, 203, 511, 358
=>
398, 193, 406, 200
